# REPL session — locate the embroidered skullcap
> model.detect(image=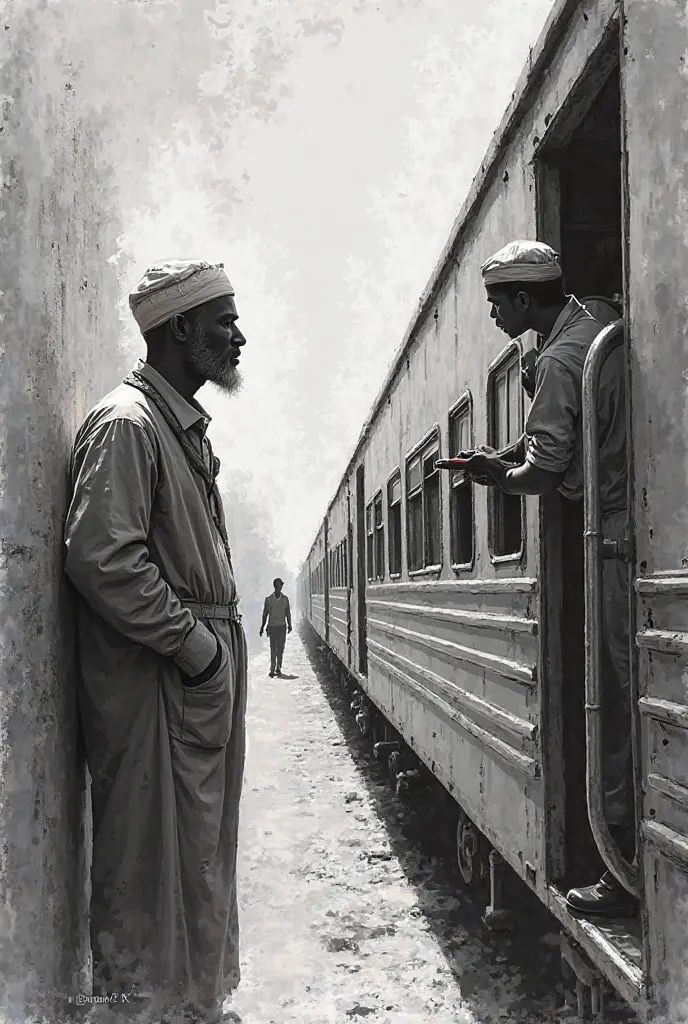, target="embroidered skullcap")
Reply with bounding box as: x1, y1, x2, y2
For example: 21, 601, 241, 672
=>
129, 259, 235, 334
481, 240, 562, 286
